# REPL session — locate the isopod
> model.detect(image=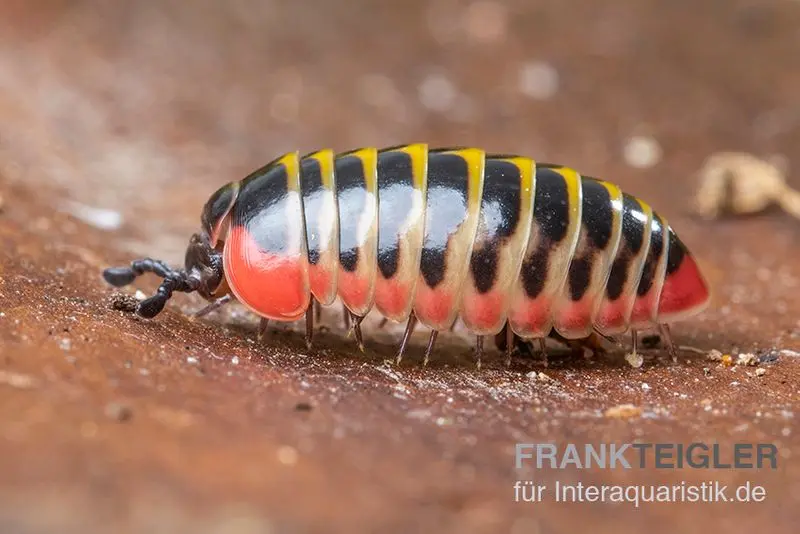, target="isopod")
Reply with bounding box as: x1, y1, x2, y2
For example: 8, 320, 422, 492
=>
102, 145, 711, 366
